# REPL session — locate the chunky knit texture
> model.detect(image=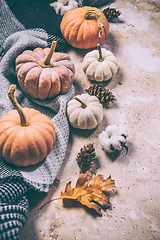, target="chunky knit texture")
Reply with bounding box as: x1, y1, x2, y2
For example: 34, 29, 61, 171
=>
0, 0, 112, 239
0, 179, 29, 240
